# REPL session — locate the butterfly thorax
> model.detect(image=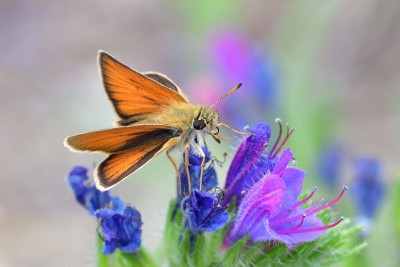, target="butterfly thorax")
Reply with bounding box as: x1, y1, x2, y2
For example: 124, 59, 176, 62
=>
136, 102, 217, 130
